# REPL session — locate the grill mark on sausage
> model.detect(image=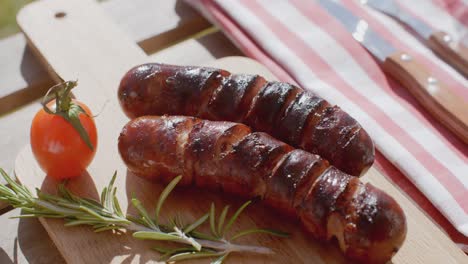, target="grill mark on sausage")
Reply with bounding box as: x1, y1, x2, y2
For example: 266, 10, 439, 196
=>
245, 82, 301, 134
119, 63, 375, 176
118, 116, 405, 264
